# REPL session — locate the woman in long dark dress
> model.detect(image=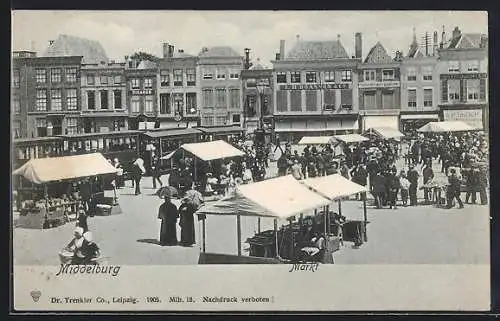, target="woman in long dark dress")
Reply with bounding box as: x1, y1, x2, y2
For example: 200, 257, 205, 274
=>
158, 196, 179, 246
178, 198, 196, 246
